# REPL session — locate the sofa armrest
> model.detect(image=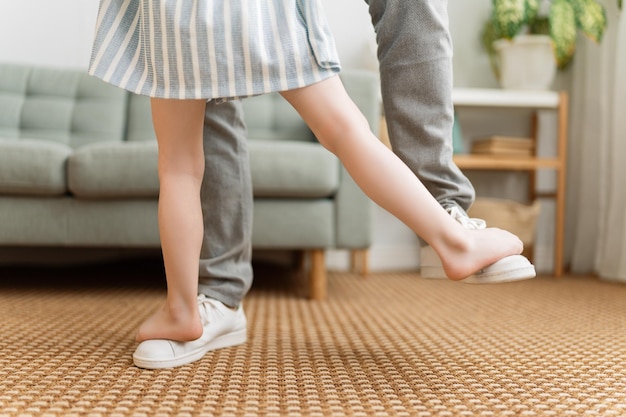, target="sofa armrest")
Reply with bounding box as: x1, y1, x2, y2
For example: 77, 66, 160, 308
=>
334, 70, 380, 248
